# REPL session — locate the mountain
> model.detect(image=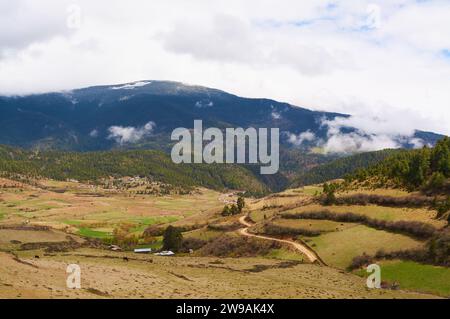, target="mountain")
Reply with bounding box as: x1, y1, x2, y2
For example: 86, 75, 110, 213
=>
0, 80, 446, 191
0, 80, 442, 152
